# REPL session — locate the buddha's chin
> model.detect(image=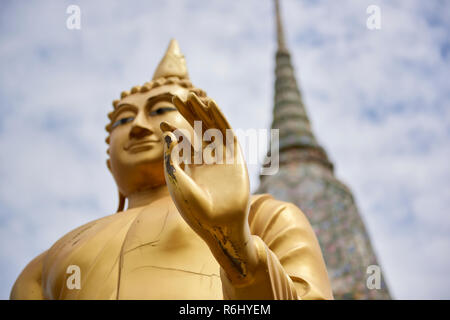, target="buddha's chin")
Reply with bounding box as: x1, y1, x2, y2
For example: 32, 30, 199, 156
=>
112, 157, 165, 195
